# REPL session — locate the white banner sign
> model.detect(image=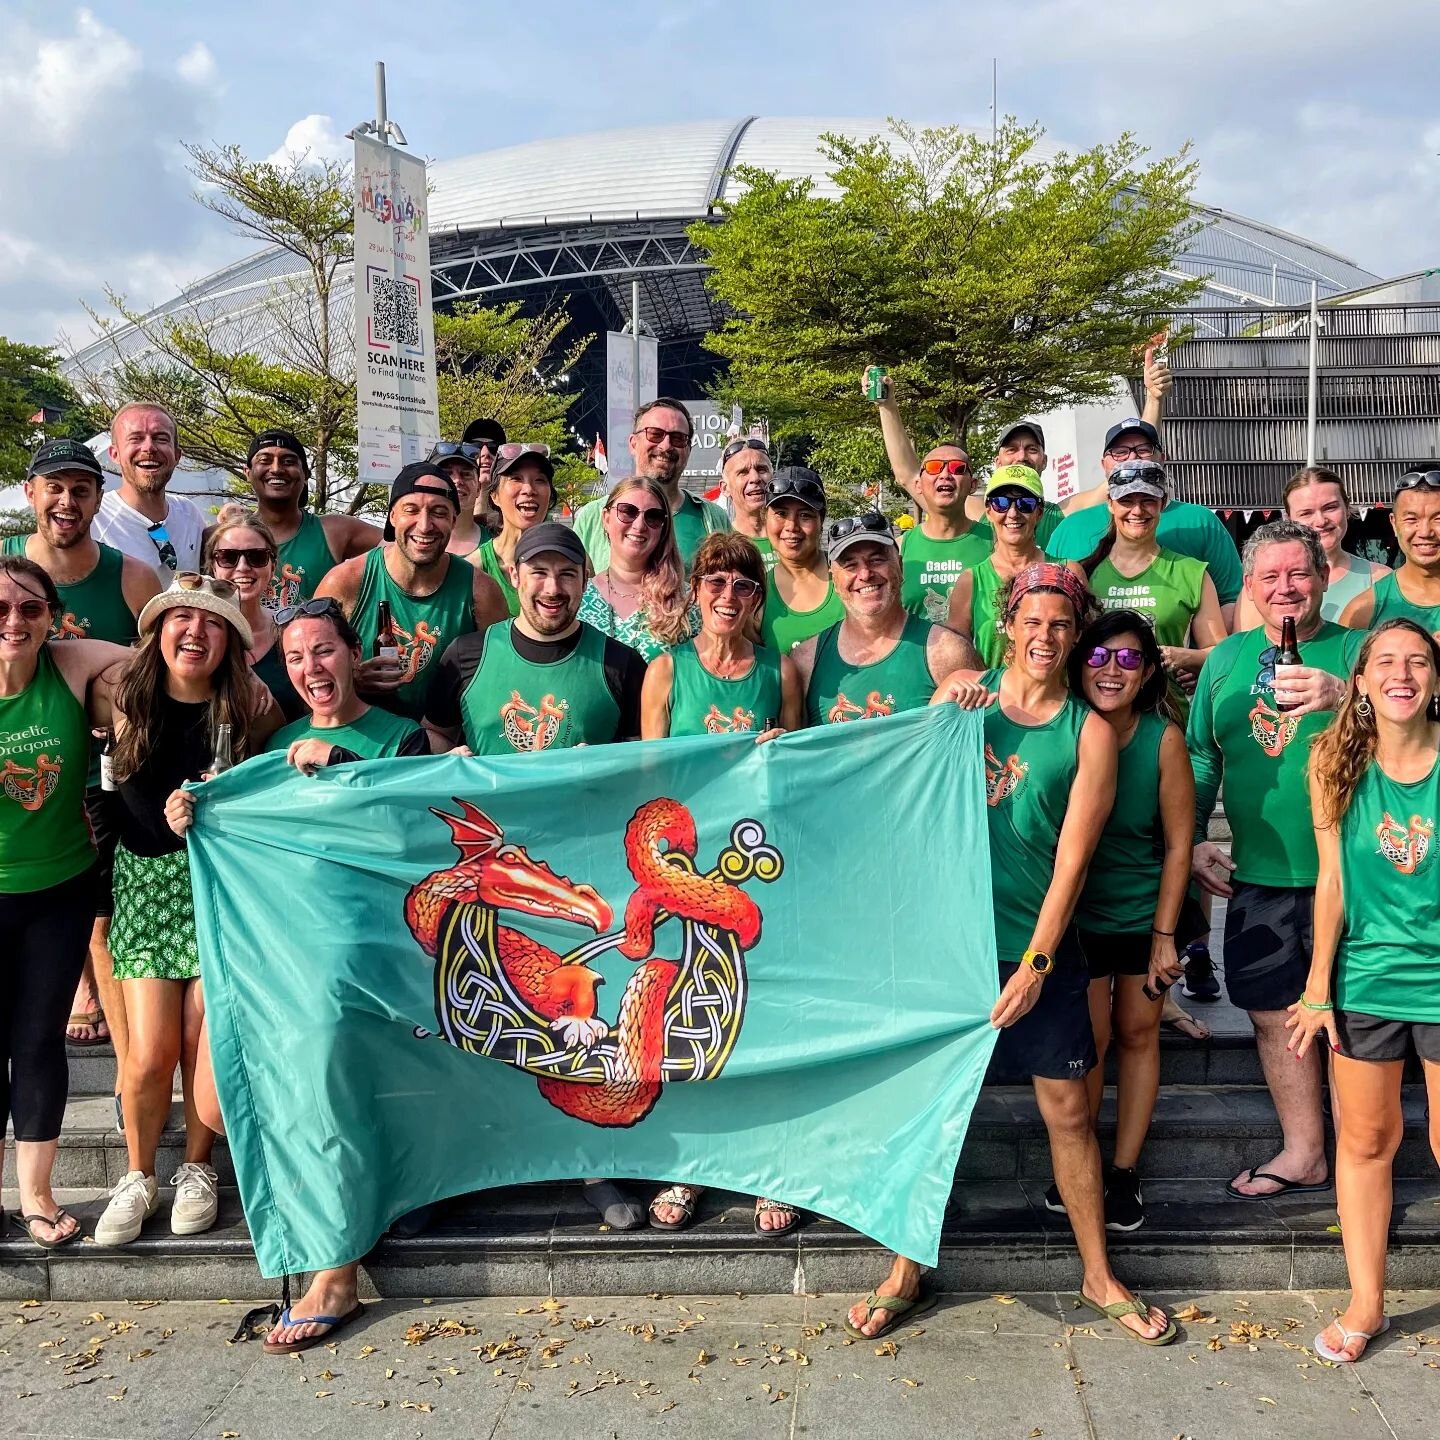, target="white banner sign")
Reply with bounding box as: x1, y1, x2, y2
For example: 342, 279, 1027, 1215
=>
605, 330, 659, 480
354, 134, 440, 485
683, 401, 729, 481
